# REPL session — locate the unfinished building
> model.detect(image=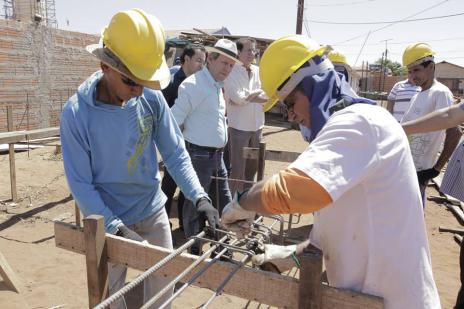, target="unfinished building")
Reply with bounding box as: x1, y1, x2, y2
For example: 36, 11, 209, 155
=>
0, 0, 99, 133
